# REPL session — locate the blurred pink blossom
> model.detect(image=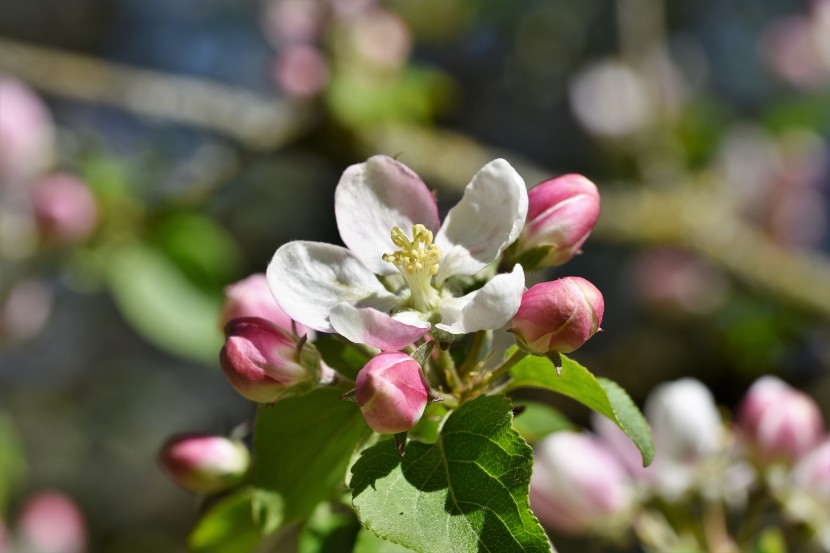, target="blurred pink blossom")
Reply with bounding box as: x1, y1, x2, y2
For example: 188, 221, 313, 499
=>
31, 173, 98, 245
273, 44, 329, 98
16, 492, 86, 553
0, 77, 54, 186
530, 431, 634, 534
